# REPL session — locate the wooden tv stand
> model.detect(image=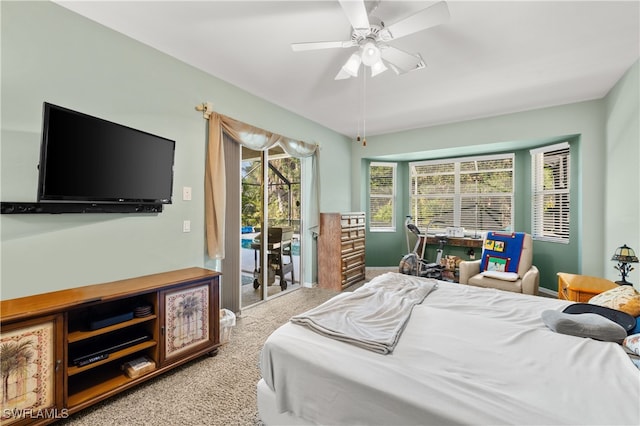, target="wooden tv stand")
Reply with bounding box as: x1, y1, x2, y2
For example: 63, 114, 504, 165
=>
0, 267, 221, 425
